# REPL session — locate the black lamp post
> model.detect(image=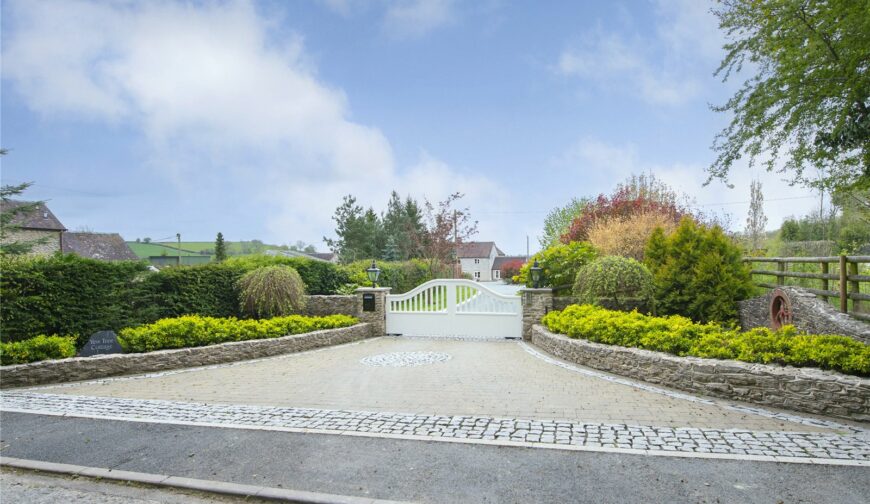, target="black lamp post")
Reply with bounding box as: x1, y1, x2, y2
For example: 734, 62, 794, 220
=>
530, 259, 543, 289
366, 260, 381, 288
